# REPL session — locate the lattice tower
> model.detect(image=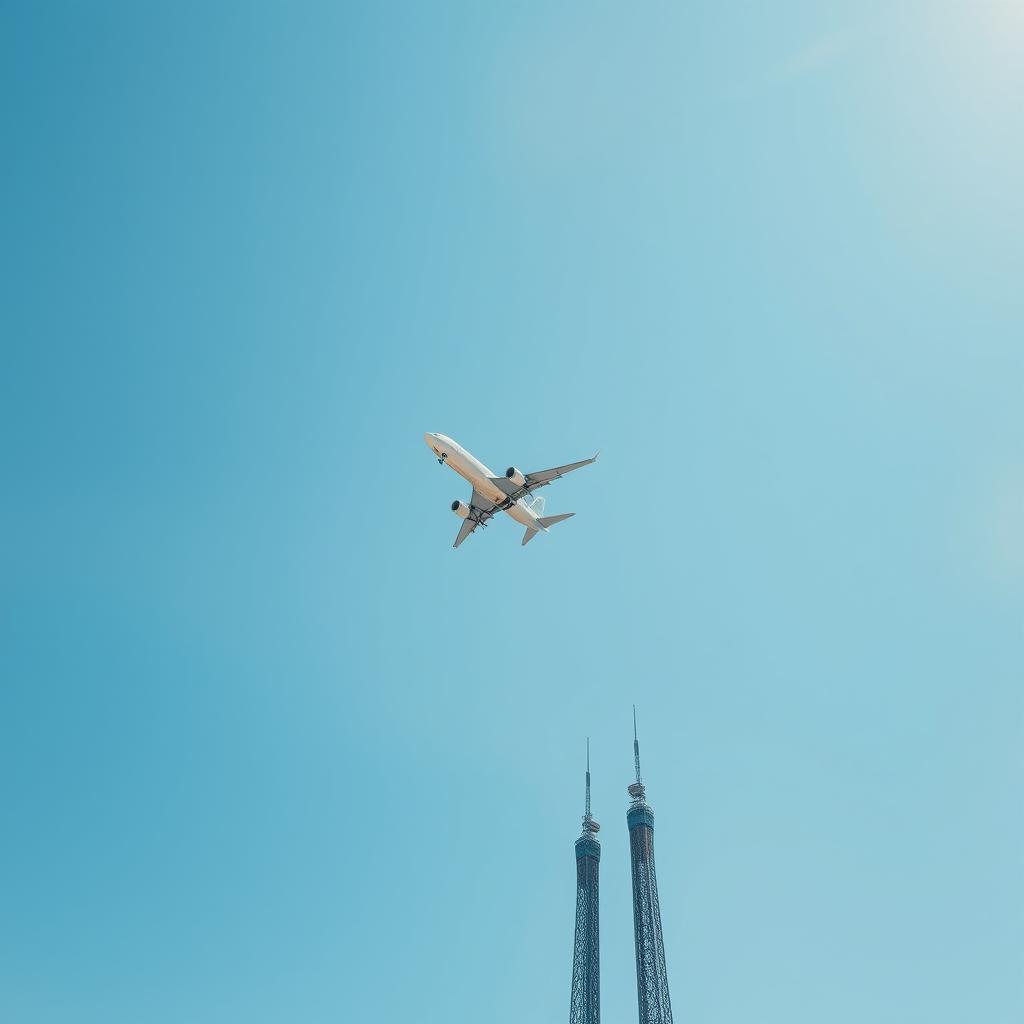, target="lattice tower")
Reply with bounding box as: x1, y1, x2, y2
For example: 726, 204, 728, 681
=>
627, 708, 674, 1024
570, 739, 601, 1024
